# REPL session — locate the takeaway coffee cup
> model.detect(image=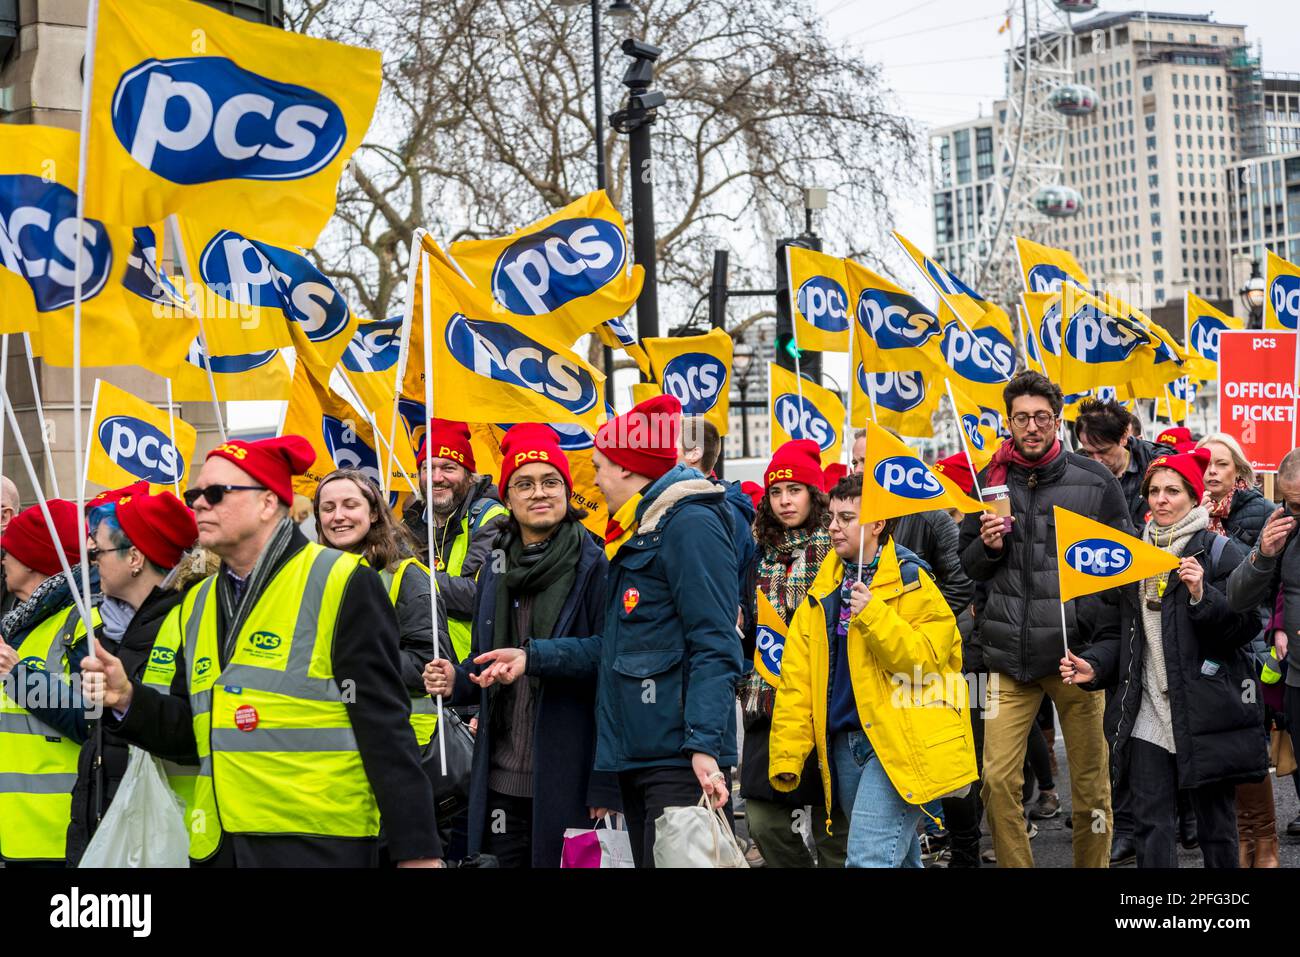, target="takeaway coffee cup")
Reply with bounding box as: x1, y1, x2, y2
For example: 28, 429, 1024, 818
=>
981, 484, 1013, 535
